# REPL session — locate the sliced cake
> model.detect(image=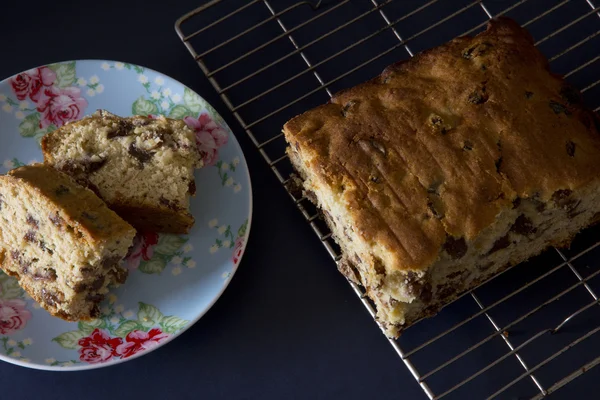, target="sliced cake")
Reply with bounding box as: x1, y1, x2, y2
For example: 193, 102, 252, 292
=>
283, 17, 600, 337
0, 164, 136, 321
42, 110, 203, 234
